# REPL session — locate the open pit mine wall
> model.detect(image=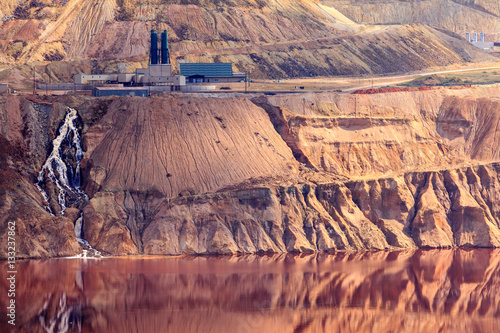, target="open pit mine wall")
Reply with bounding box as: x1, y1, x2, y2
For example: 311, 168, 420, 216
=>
3, 87, 500, 258
81, 162, 500, 255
